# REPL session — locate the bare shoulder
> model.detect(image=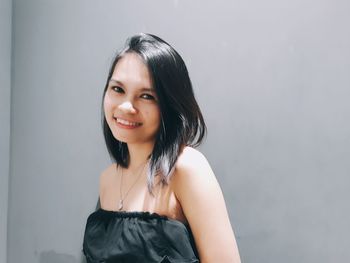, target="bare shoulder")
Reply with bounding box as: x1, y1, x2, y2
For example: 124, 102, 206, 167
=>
175, 146, 211, 174
172, 146, 241, 262
99, 163, 117, 191
172, 146, 217, 200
